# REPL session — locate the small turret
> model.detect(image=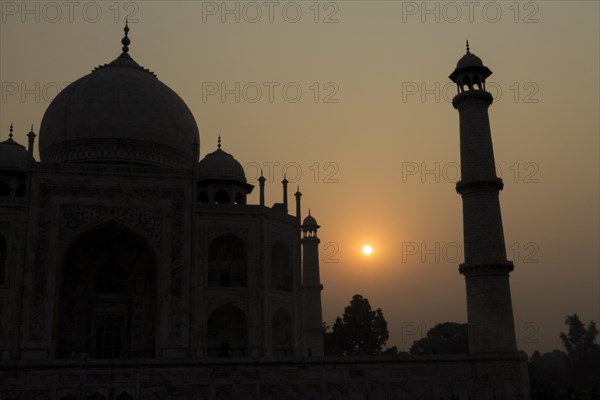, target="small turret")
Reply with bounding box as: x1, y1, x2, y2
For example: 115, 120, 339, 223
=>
301, 209, 323, 356
302, 210, 320, 238
0, 124, 29, 172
